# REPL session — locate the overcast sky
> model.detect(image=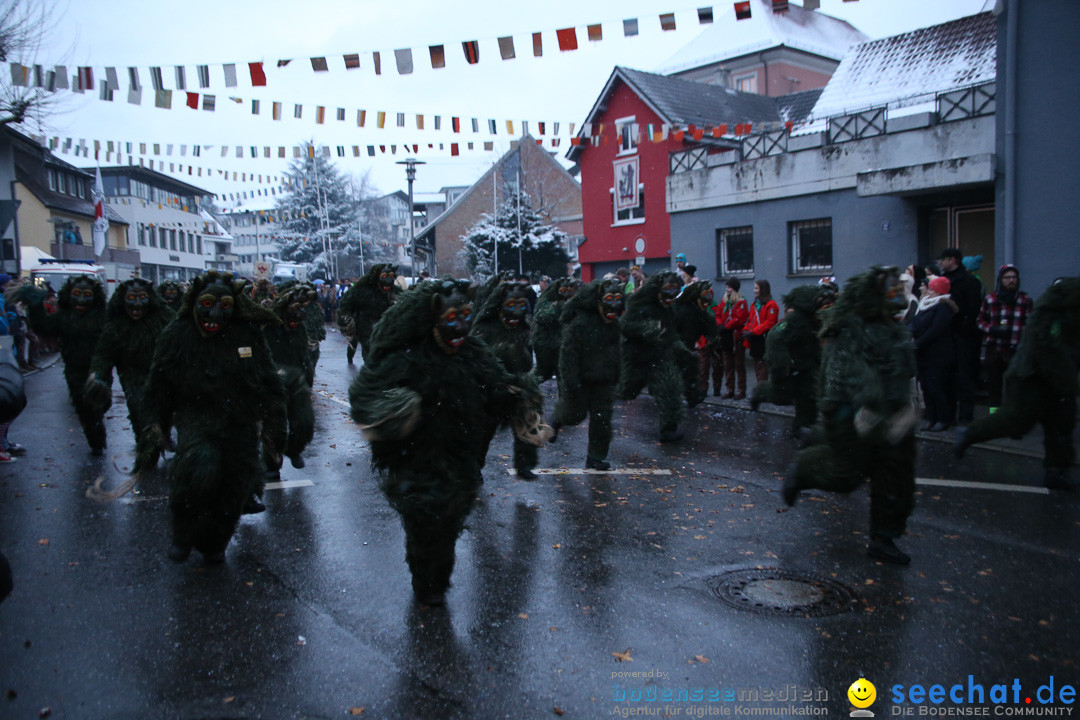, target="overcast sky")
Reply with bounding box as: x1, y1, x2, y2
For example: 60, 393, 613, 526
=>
24, 0, 990, 205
